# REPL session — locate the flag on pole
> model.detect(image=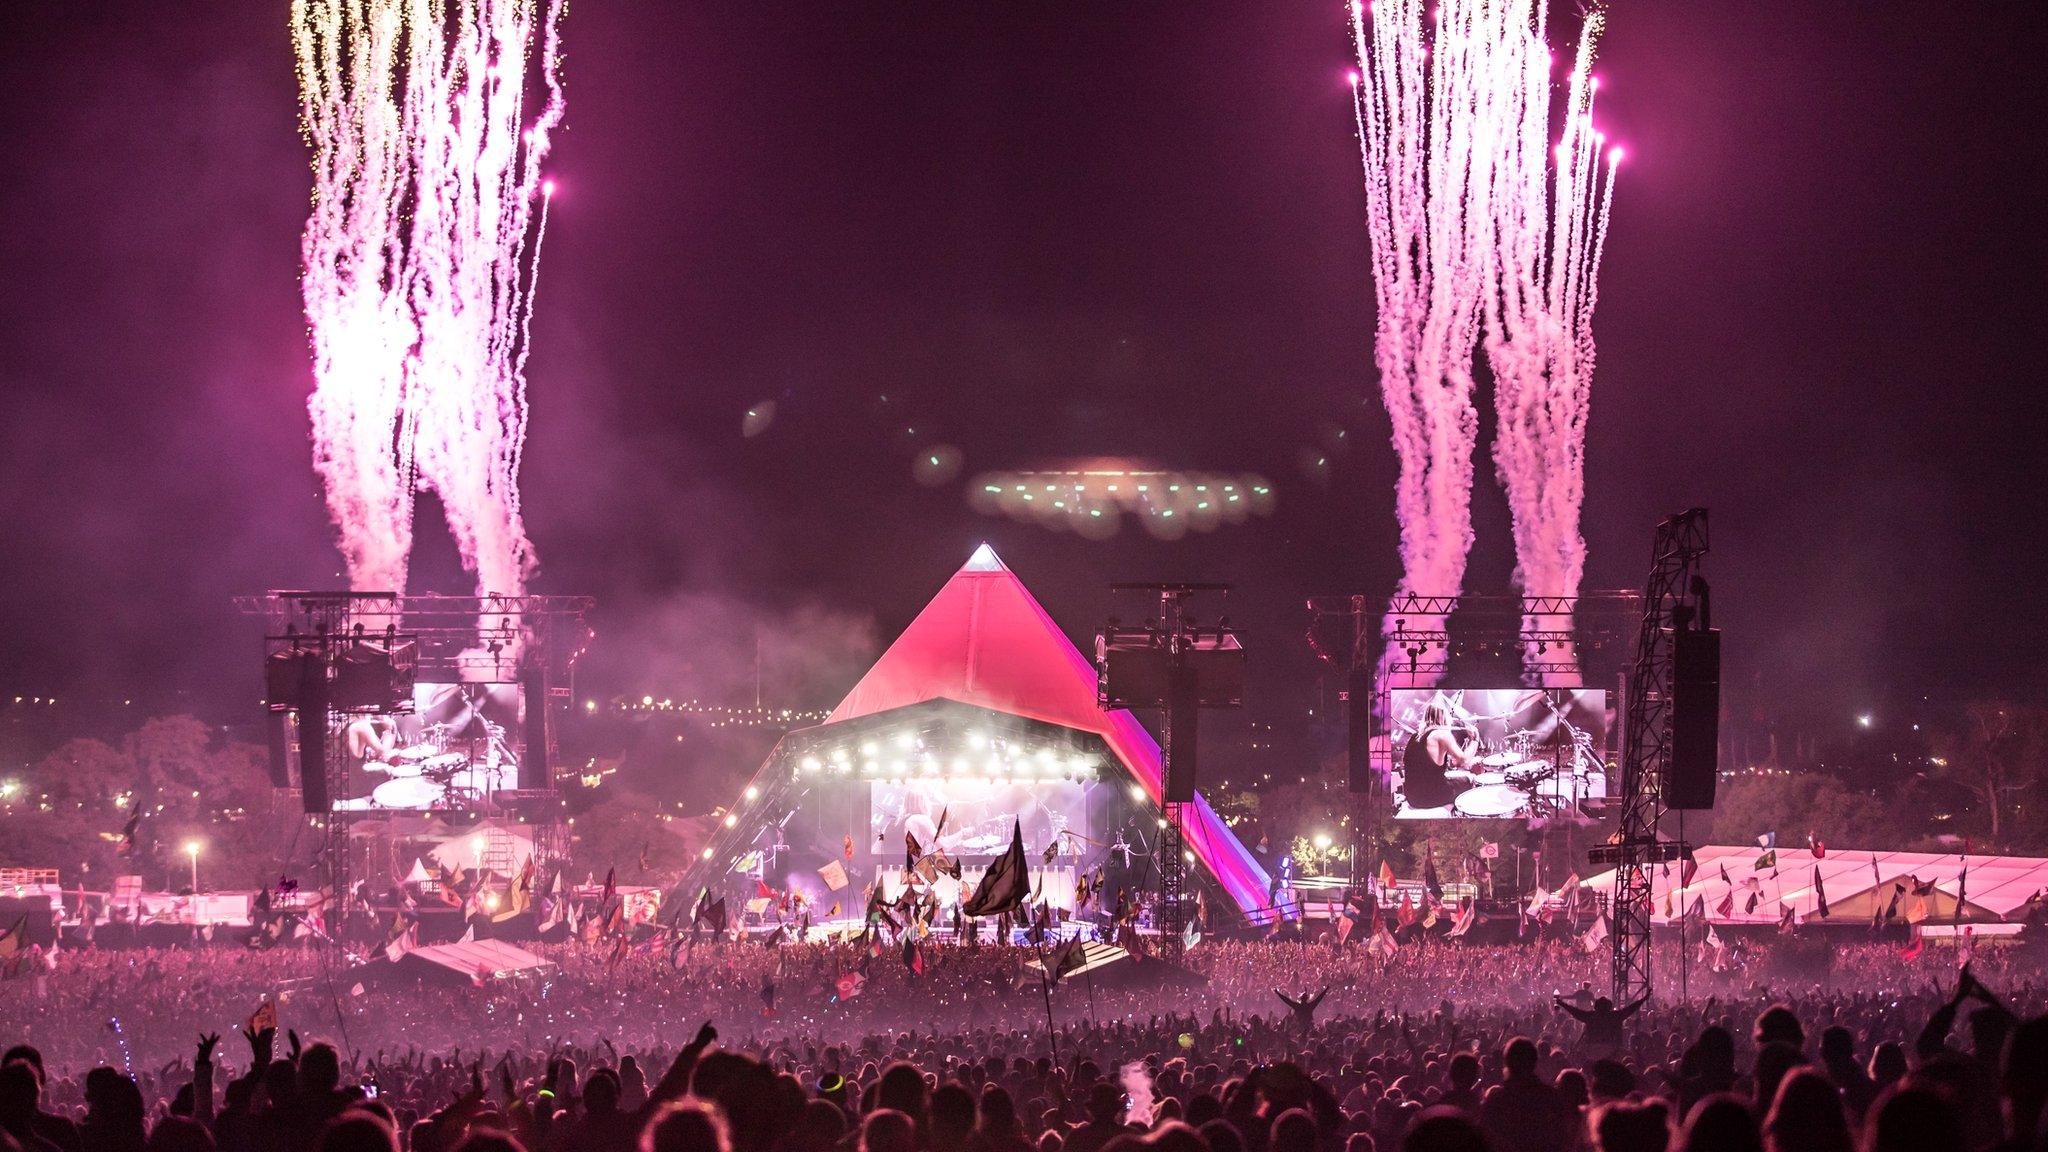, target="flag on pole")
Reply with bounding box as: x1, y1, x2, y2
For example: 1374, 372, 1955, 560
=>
1379, 860, 1398, 891
961, 821, 1030, 919
1580, 914, 1609, 955
1680, 856, 1699, 888
817, 860, 849, 892
1479, 841, 1500, 860
1047, 935, 1088, 986
1755, 849, 1777, 871
1447, 899, 1477, 938
1815, 866, 1829, 919
1423, 853, 1443, 900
